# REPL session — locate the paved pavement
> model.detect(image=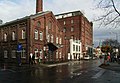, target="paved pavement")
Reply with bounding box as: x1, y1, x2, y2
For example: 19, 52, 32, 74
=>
99, 62, 120, 72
